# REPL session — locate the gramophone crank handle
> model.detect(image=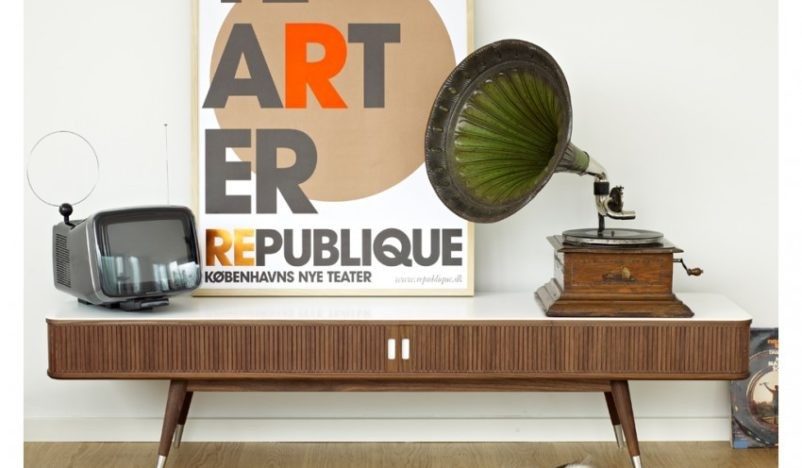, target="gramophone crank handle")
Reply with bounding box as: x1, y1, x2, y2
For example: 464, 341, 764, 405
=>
674, 258, 704, 276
